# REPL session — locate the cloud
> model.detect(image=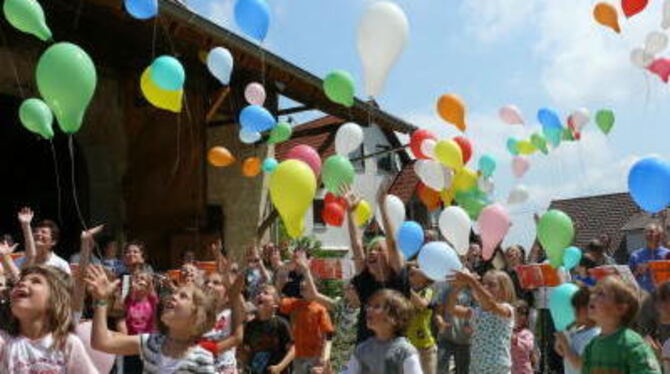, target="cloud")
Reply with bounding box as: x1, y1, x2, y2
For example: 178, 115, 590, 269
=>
460, 0, 537, 42
183, 0, 234, 27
